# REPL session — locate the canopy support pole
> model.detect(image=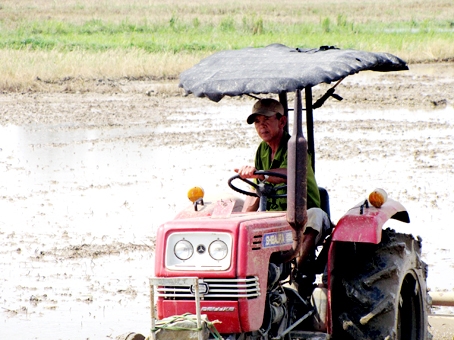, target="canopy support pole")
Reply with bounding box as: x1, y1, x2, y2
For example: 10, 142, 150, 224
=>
305, 87, 315, 172
279, 91, 289, 134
